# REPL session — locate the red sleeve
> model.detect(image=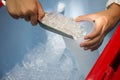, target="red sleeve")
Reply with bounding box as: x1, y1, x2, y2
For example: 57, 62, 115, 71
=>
0, 0, 3, 8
